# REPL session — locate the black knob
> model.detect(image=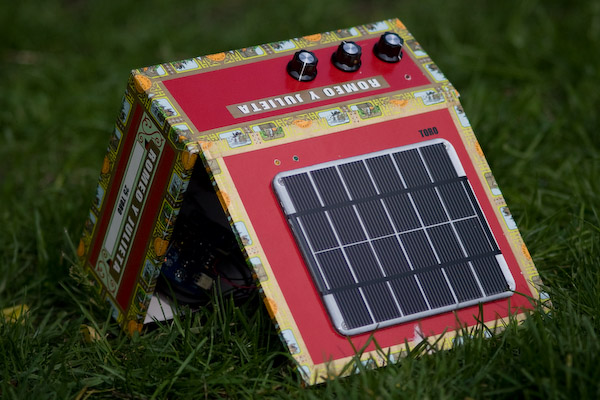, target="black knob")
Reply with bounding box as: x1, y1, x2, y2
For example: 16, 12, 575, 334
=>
287, 50, 318, 82
331, 41, 362, 72
373, 32, 404, 63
